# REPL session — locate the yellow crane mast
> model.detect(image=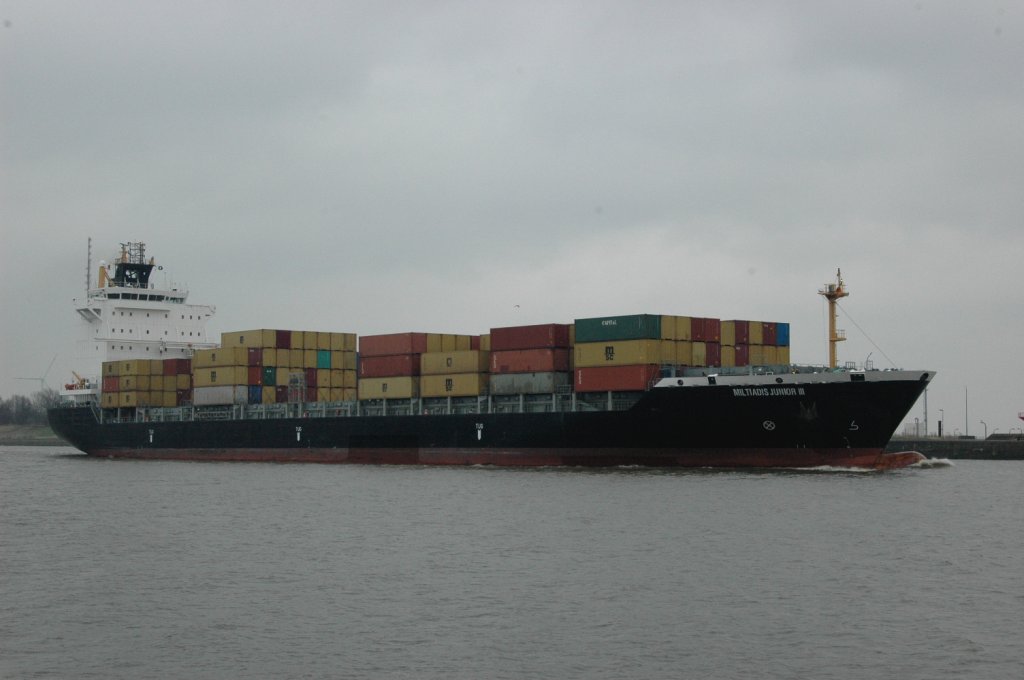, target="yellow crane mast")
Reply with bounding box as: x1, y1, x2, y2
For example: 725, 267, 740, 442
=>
818, 269, 848, 369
